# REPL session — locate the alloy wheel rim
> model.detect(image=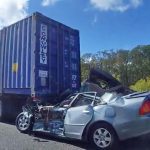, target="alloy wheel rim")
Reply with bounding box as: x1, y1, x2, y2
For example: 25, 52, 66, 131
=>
93, 128, 112, 148
18, 115, 30, 130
